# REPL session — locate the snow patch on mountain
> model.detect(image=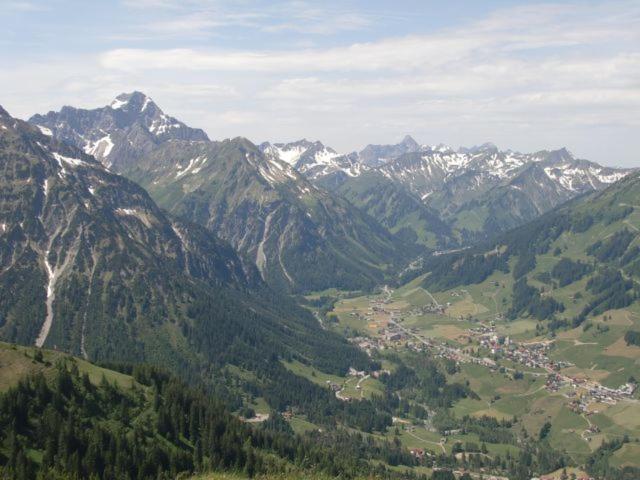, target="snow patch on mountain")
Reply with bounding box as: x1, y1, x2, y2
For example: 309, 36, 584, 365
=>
588, 168, 628, 184
149, 114, 182, 136
266, 144, 307, 166
260, 140, 365, 181
50, 151, 90, 177
110, 98, 128, 110
36, 125, 53, 136
84, 134, 114, 159
141, 95, 153, 112
176, 155, 208, 178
